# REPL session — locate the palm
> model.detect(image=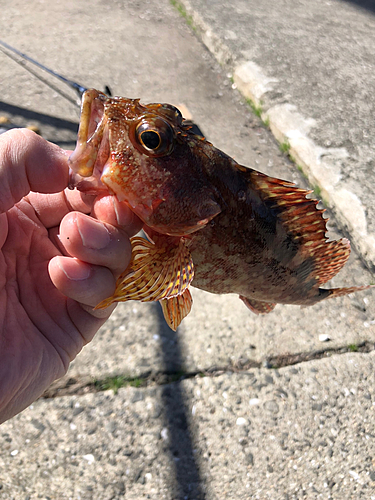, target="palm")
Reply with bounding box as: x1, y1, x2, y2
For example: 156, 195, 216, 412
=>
1, 198, 73, 390
0, 130, 142, 423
